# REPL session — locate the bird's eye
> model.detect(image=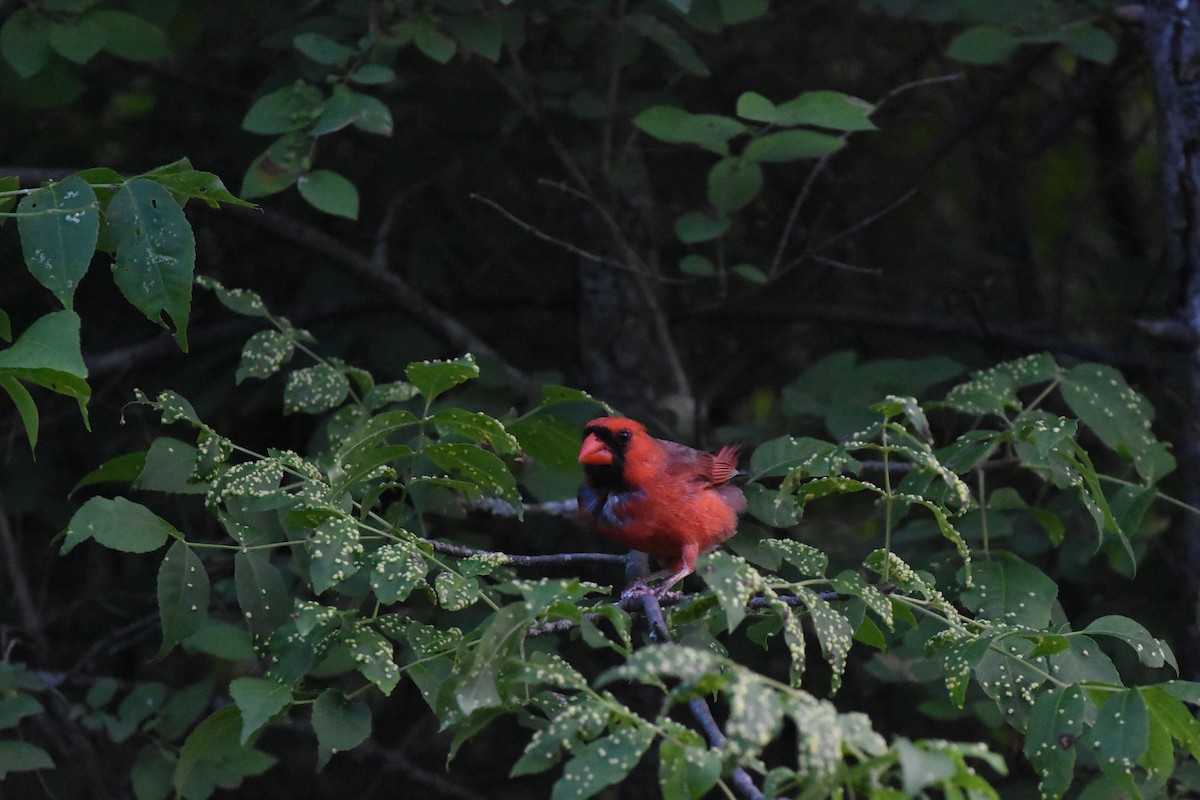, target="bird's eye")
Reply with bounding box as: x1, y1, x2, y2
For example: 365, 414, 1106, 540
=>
615, 429, 632, 446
